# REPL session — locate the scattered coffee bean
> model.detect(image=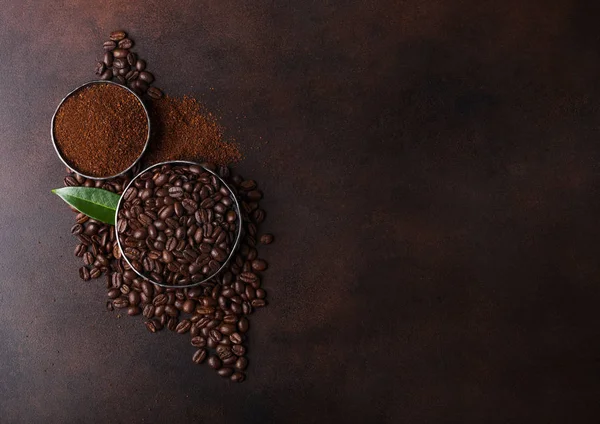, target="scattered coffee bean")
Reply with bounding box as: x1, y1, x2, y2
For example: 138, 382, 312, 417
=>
260, 234, 274, 245
110, 30, 127, 41
118, 38, 133, 49
208, 355, 222, 369
192, 348, 207, 364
